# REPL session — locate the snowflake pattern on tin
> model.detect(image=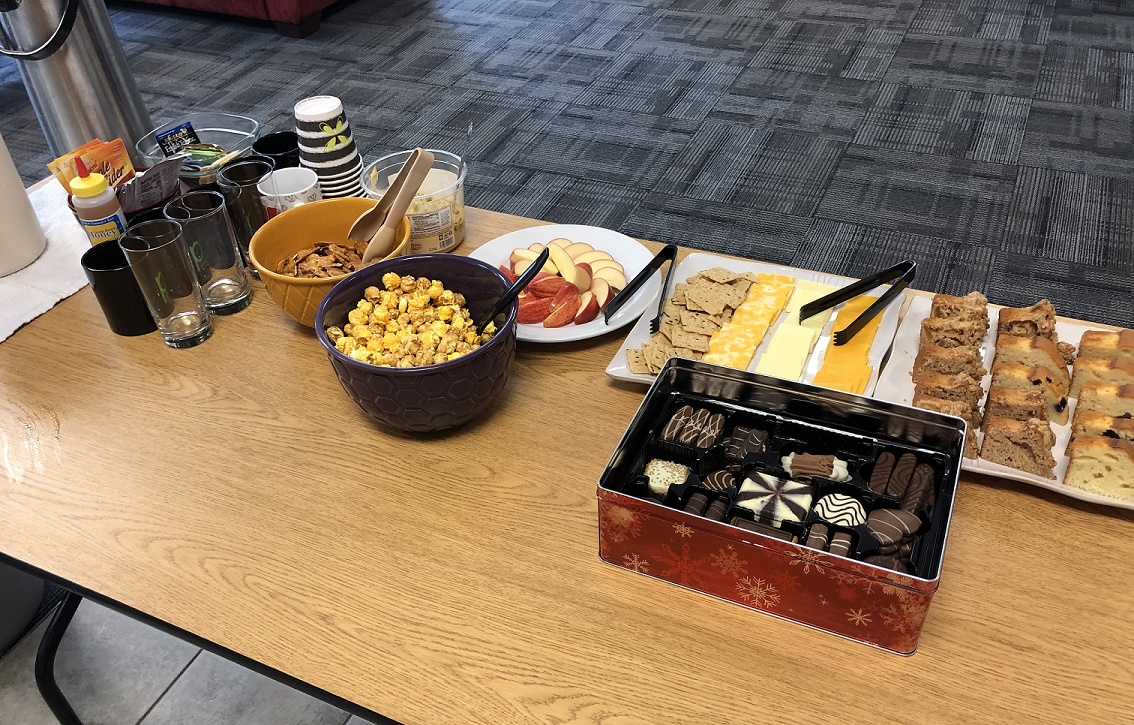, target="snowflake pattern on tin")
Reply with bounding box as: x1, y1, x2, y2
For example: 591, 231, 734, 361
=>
654, 543, 712, 587
622, 553, 649, 573
735, 577, 780, 608
787, 548, 828, 575
672, 522, 694, 538
846, 608, 872, 627
881, 594, 931, 636
600, 505, 642, 544
710, 545, 747, 577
